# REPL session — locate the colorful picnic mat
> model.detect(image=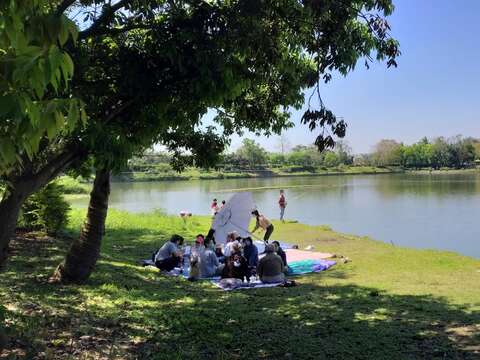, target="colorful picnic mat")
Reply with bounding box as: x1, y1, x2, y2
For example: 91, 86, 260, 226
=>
284, 249, 335, 262
288, 259, 336, 275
